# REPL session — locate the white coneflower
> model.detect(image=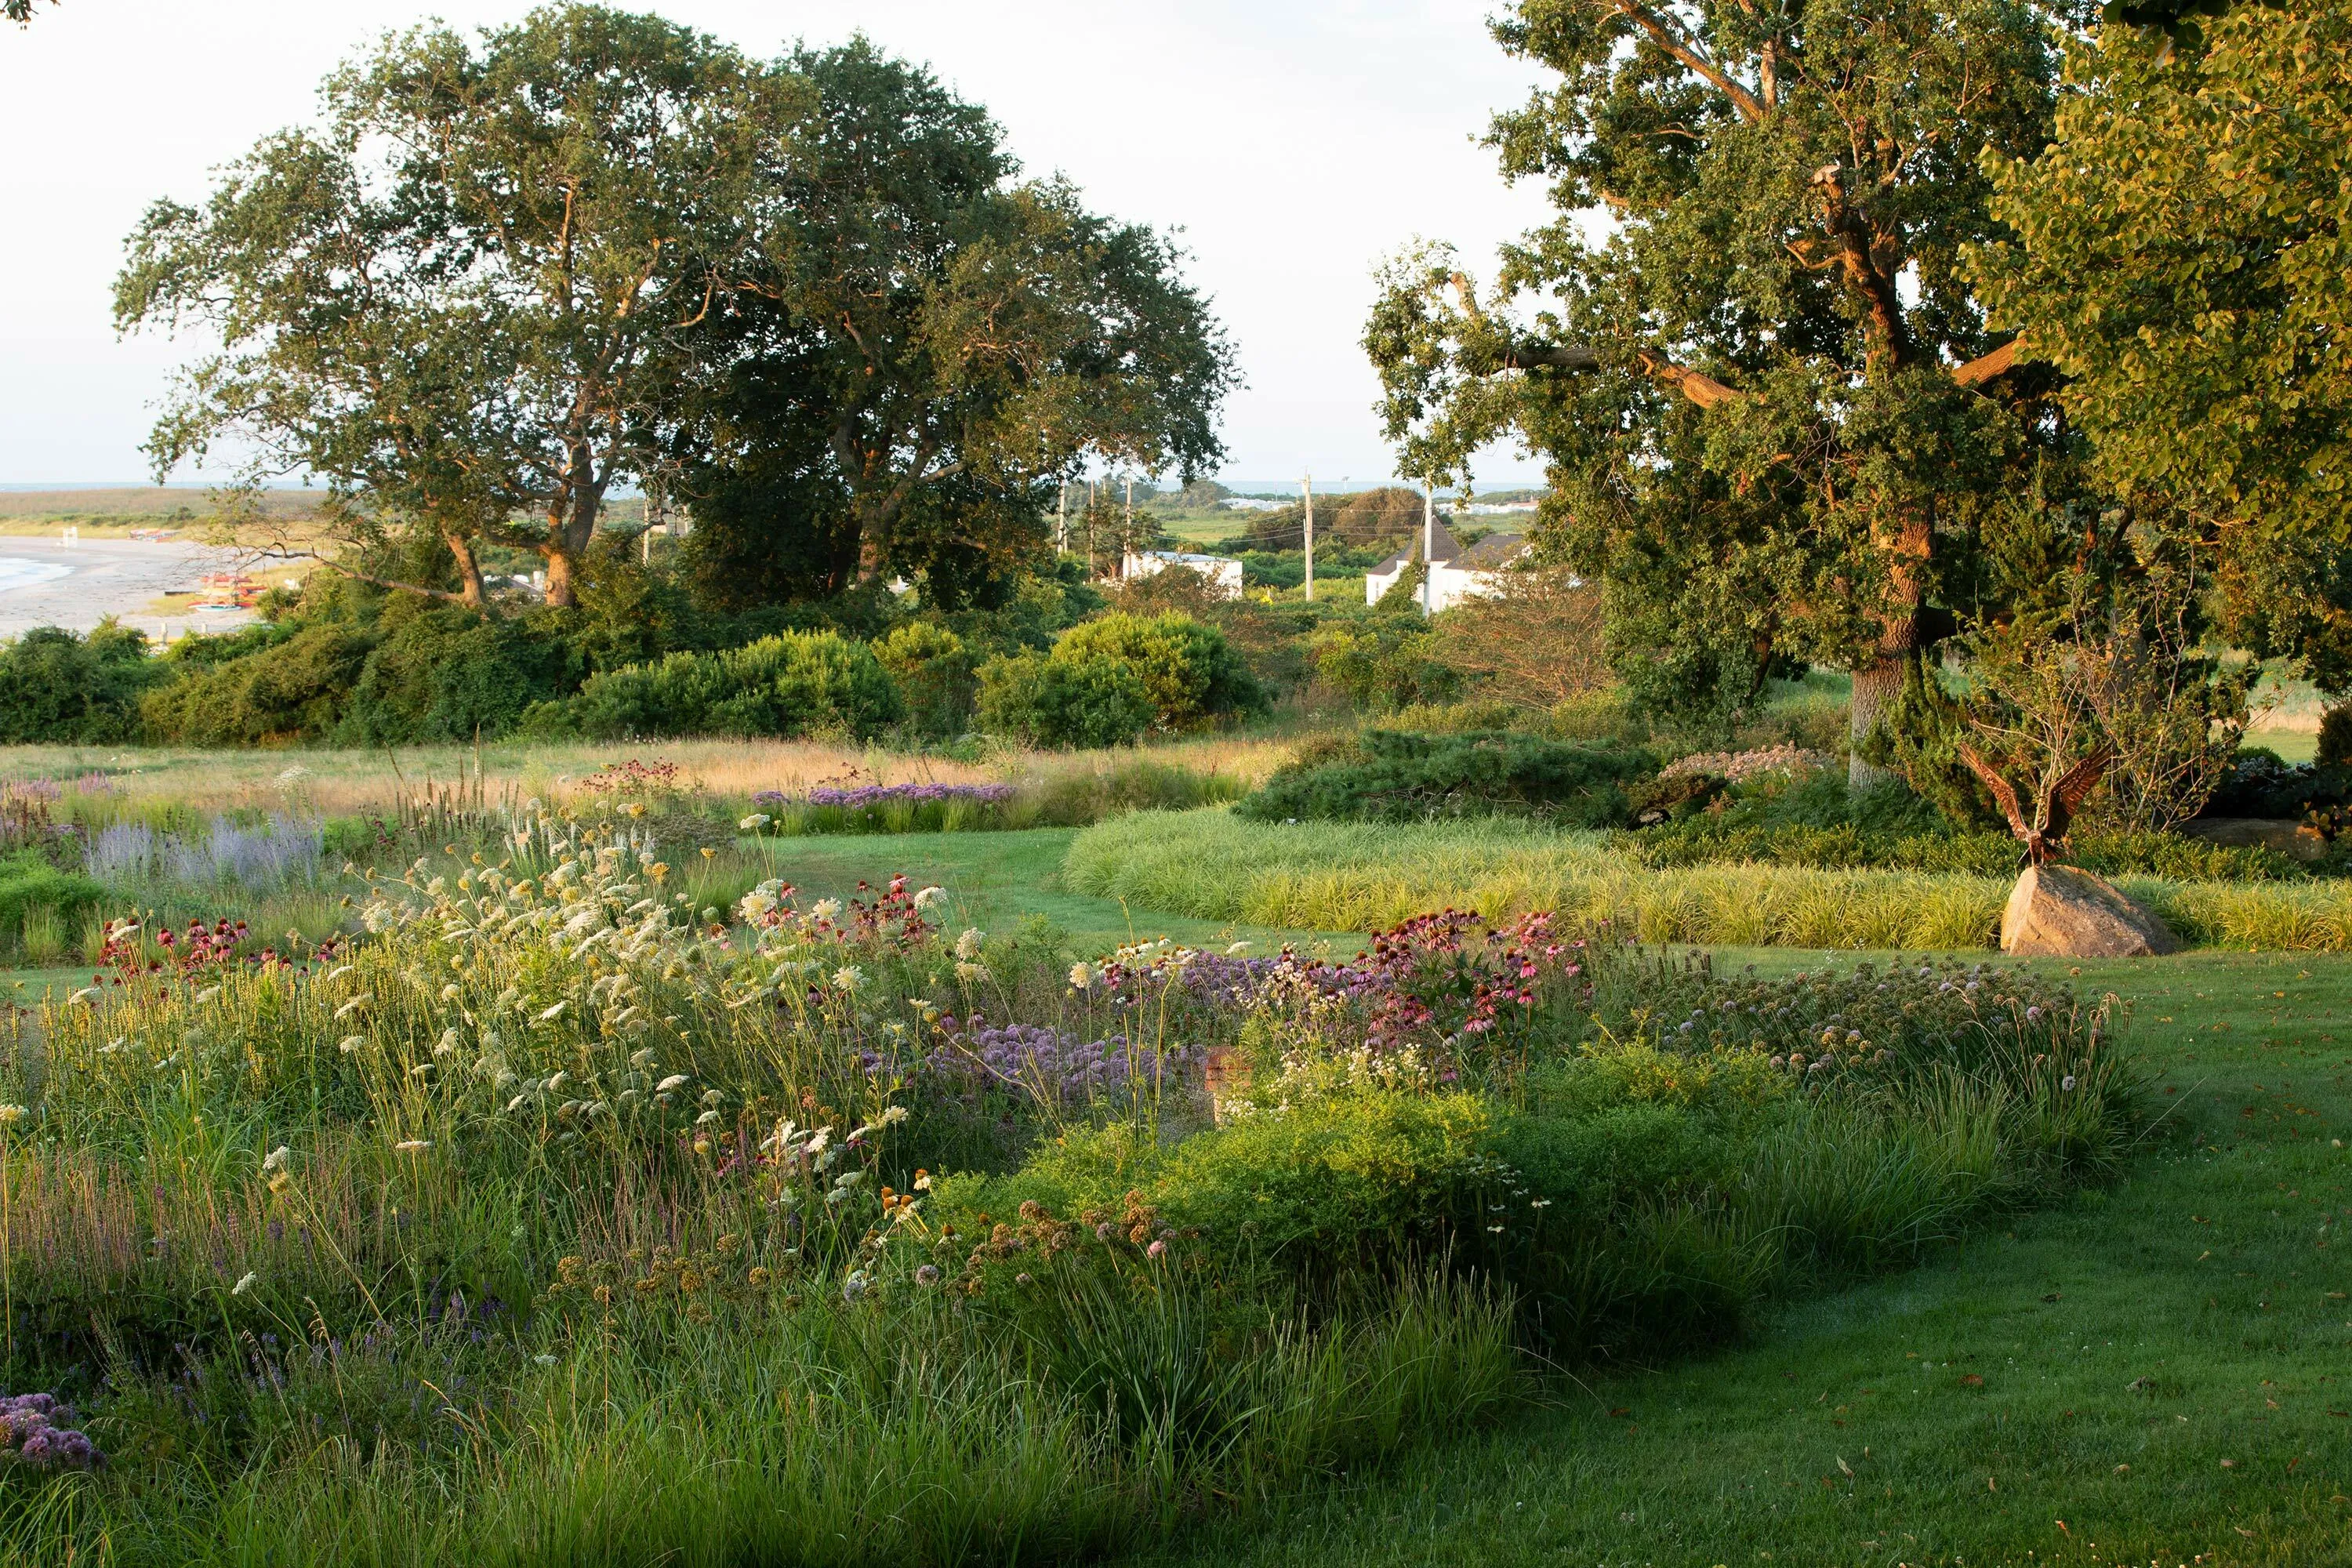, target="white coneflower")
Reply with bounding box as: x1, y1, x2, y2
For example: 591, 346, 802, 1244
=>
832, 966, 865, 993
811, 898, 843, 921
878, 1105, 910, 1126
232, 1272, 259, 1296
